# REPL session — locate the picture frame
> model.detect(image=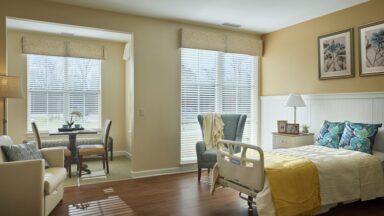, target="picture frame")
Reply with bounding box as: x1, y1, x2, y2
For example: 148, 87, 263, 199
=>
277, 120, 288, 133
318, 28, 354, 80
358, 20, 384, 76
286, 123, 300, 134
